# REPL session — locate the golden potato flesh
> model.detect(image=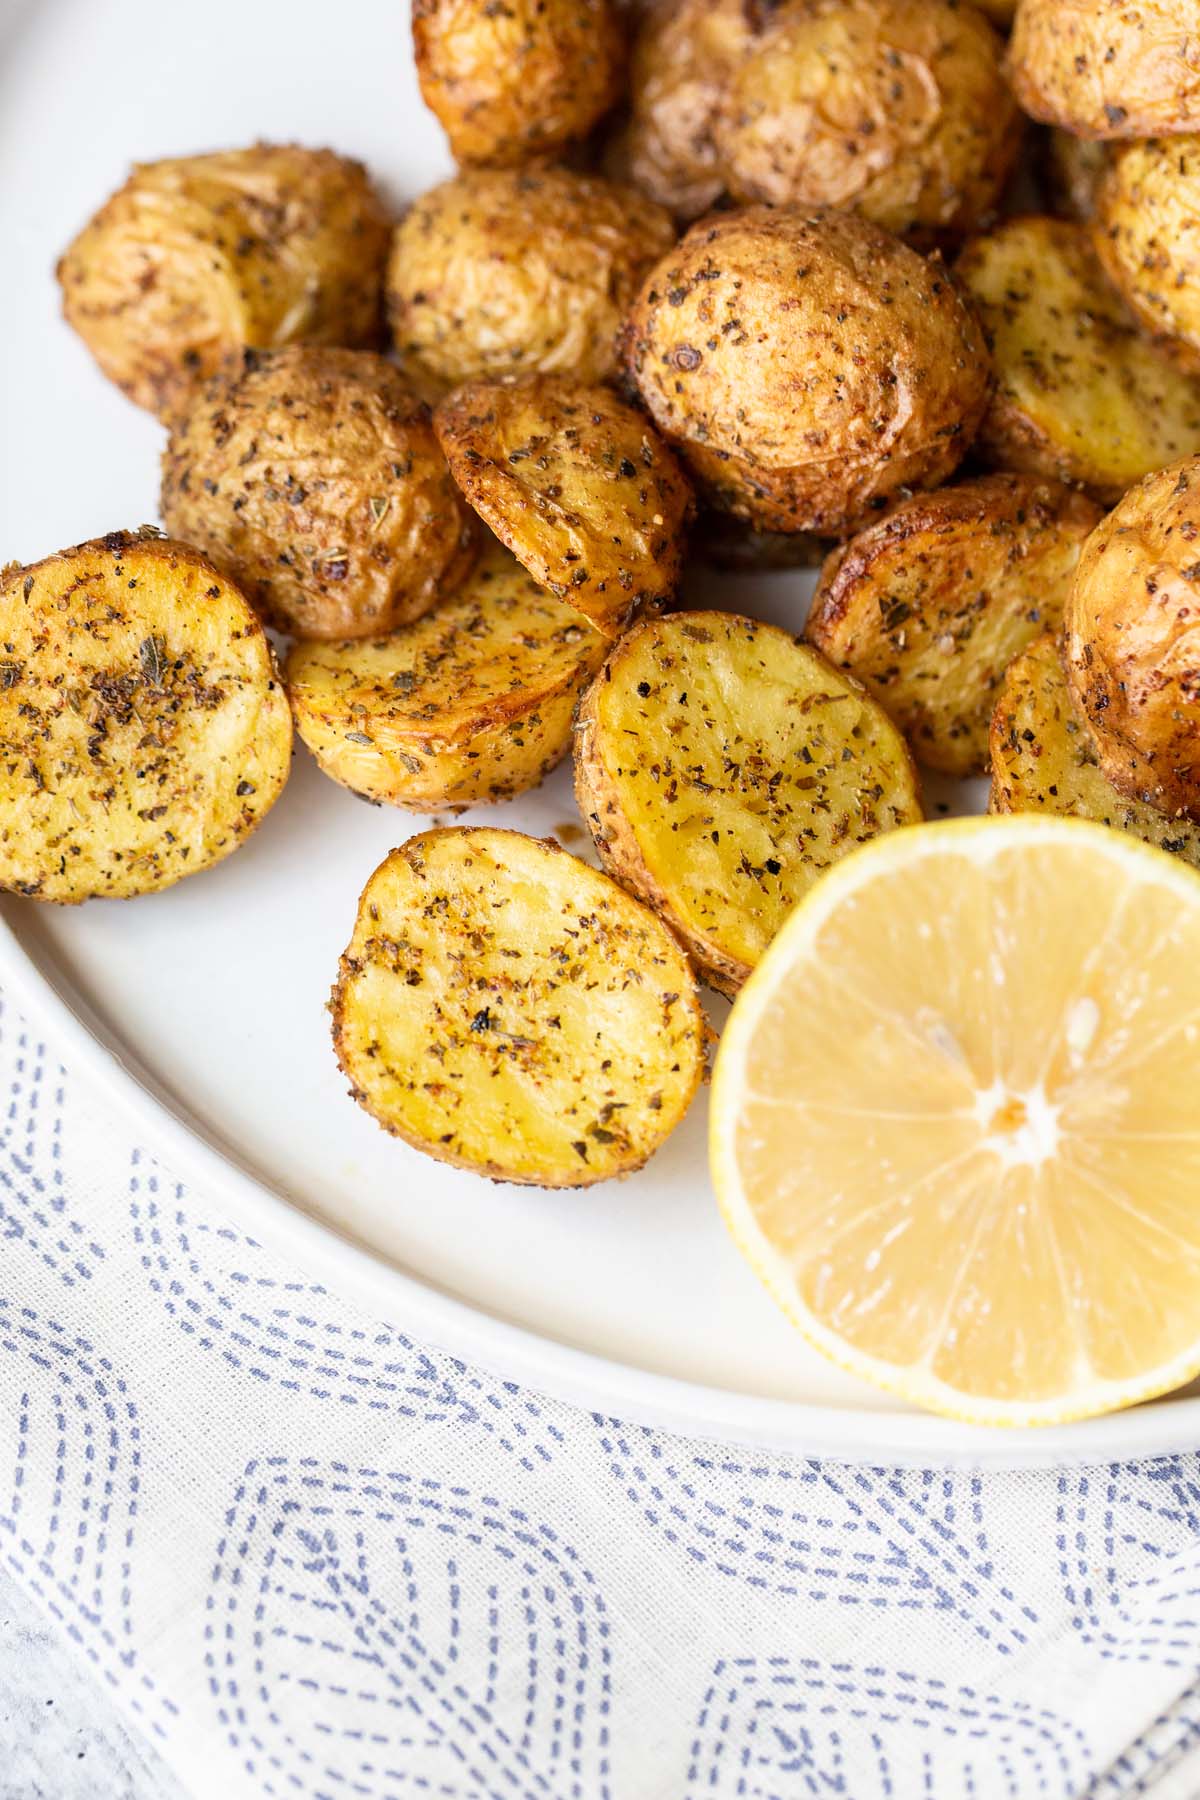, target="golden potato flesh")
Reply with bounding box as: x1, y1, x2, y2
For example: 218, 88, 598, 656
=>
387, 169, 676, 396
286, 541, 607, 810
332, 827, 707, 1187
714, 0, 1020, 239
956, 217, 1200, 502
1009, 0, 1200, 140
574, 611, 923, 995
1065, 457, 1200, 820
57, 144, 391, 422
160, 348, 476, 641
990, 633, 1200, 868
1095, 137, 1200, 366
412, 0, 624, 167
434, 377, 693, 637
806, 474, 1101, 776
621, 205, 990, 536
624, 0, 755, 220
1046, 131, 1110, 221
0, 533, 291, 903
